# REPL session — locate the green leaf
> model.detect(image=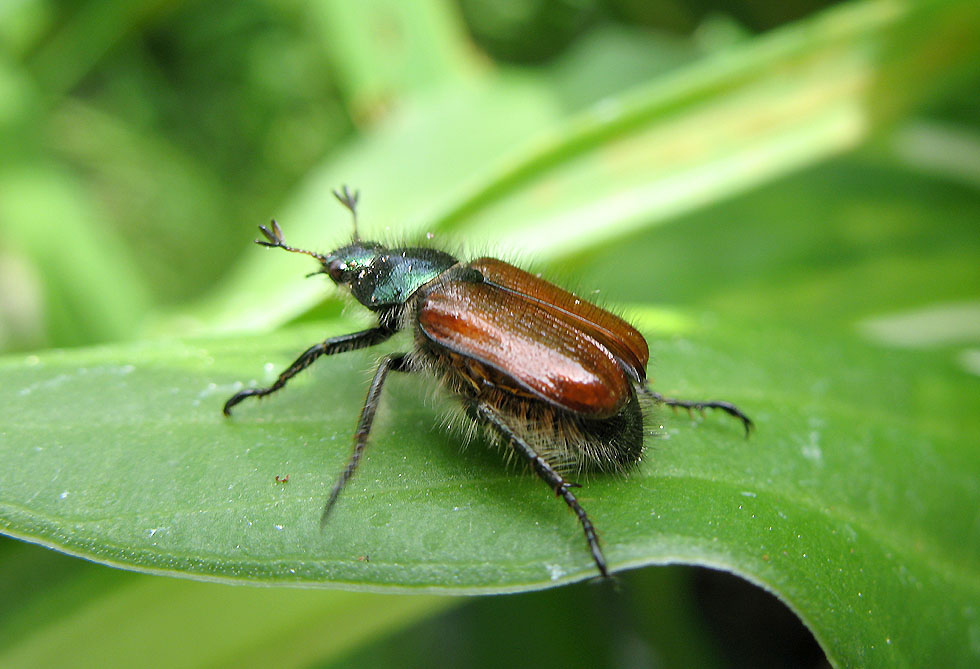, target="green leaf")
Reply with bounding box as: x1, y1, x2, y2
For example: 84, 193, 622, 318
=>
2, 286, 979, 666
